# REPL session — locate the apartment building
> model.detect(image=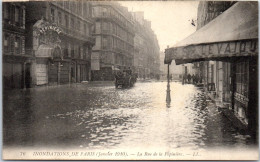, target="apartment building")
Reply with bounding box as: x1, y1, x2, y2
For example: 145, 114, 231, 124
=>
132, 11, 160, 79
3, 2, 28, 89
24, 1, 95, 86
91, 1, 135, 81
